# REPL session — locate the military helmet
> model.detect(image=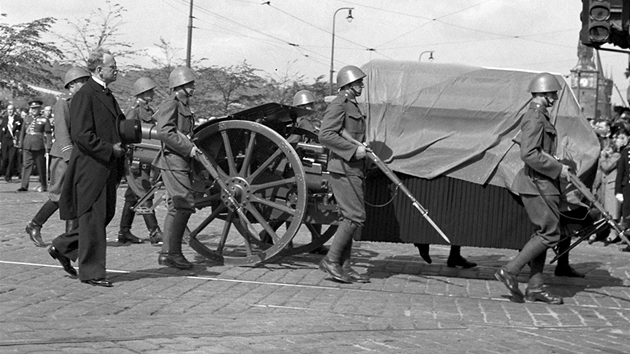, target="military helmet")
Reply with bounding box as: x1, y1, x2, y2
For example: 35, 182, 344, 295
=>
168, 66, 195, 89
292, 90, 316, 106
337, 65, 366, 88
527, 72, 562, 94
63, 67, 90, 89
132, 77, 157, 96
